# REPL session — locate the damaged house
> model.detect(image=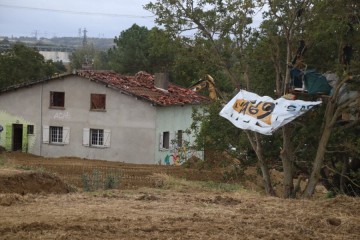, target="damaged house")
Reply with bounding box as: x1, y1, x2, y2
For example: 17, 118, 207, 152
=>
0, 71, 209, 164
